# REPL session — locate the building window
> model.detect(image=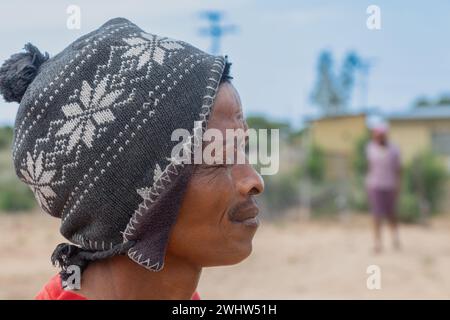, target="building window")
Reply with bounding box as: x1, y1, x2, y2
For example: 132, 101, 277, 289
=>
431, 131, 450, 155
